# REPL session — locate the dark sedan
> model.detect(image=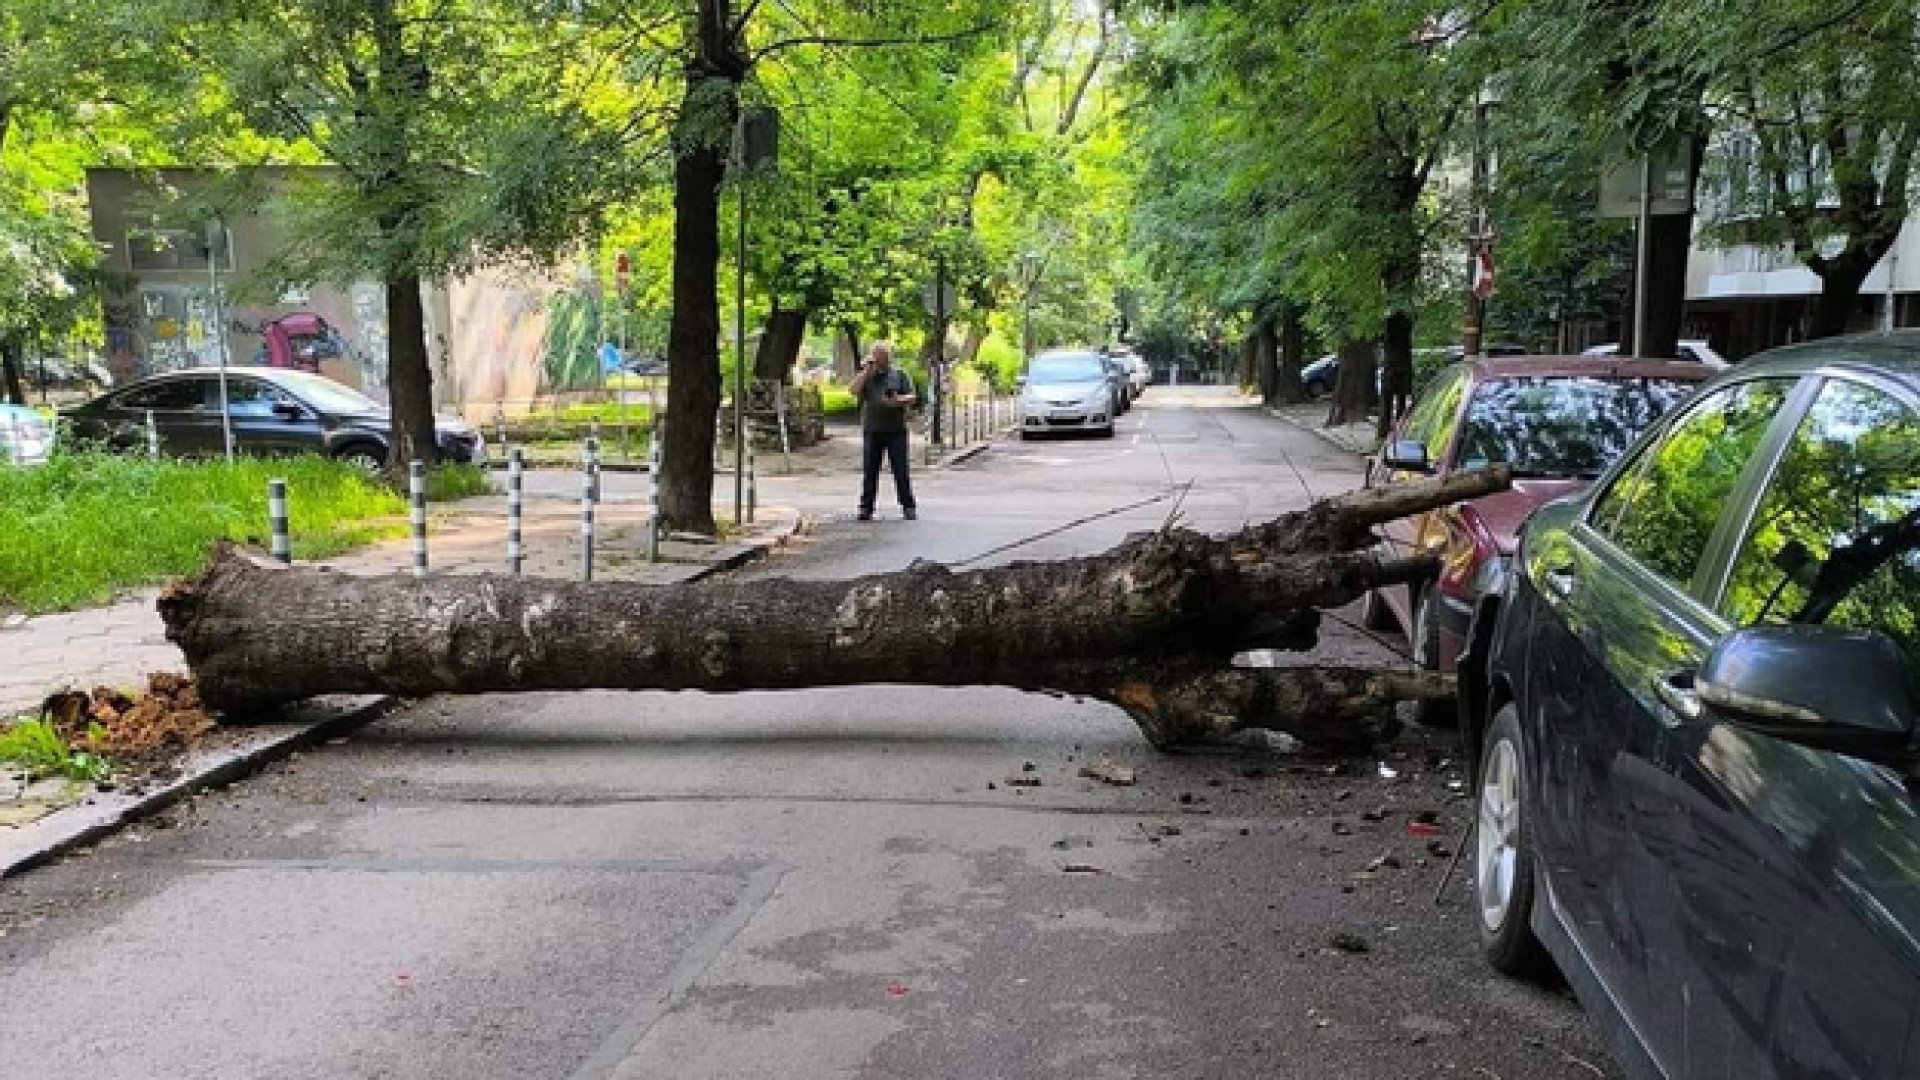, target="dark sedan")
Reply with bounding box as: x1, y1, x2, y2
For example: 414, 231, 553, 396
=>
61, 367, 483, 468
1459, 333, 1920, 1079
